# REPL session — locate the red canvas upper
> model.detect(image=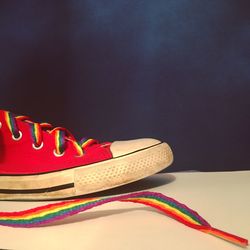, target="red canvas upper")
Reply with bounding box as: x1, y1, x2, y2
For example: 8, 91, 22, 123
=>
0, 110, 113, 175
